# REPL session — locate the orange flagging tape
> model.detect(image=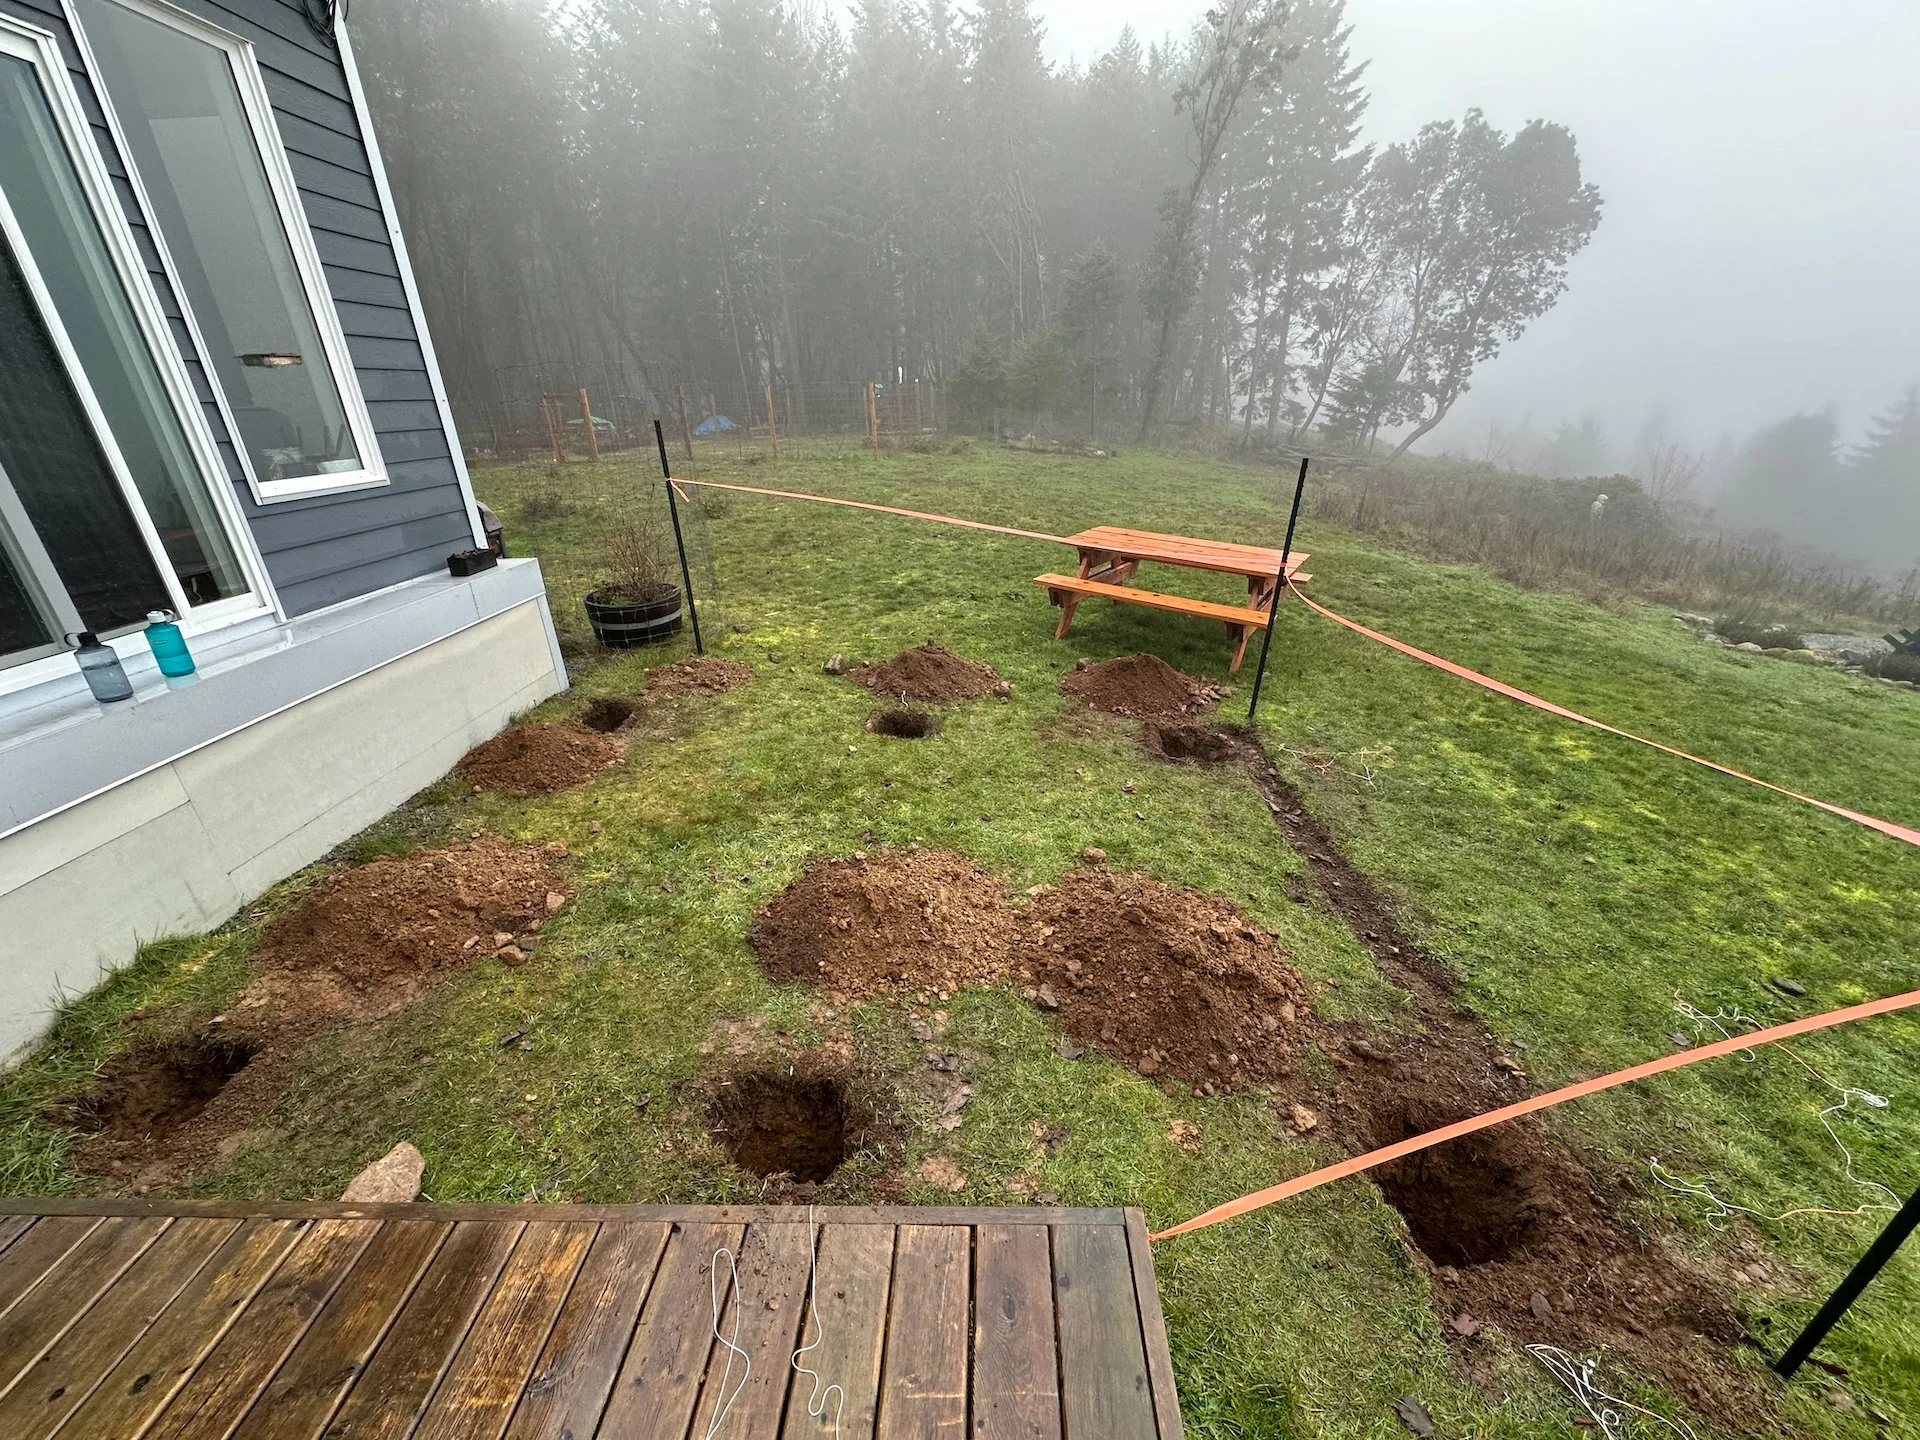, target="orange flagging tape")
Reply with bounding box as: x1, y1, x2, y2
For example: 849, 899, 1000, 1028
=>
1293, 591, 1920, 851
1150, 987, 1920, 1241
669, 476, 1074, 546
